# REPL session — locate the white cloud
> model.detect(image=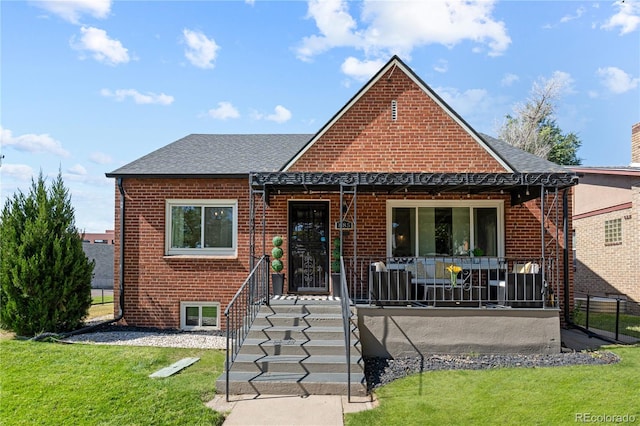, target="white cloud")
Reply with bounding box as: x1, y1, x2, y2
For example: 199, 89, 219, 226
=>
183, 29, 219, 69
501, 73, 519, 87
68, 164, 88, 176
340, 57, 385, 81
436, 87, 490, 118
560, 6, 586, 23
266, 105, 292, 123
89, 152, 113, 164
597, 67, 640, 94
33, 0, 111, 24
71, 26, 130, 66
601, 1, 640, 34
0, 164, 35, 181
208, 102, 240, 120
296, 0, 360, 61
101, 88, 174, 105
0, 126, 70, 157
433, 59, 448, 74
254, 105, 292, 123
296, 0, 511, 62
